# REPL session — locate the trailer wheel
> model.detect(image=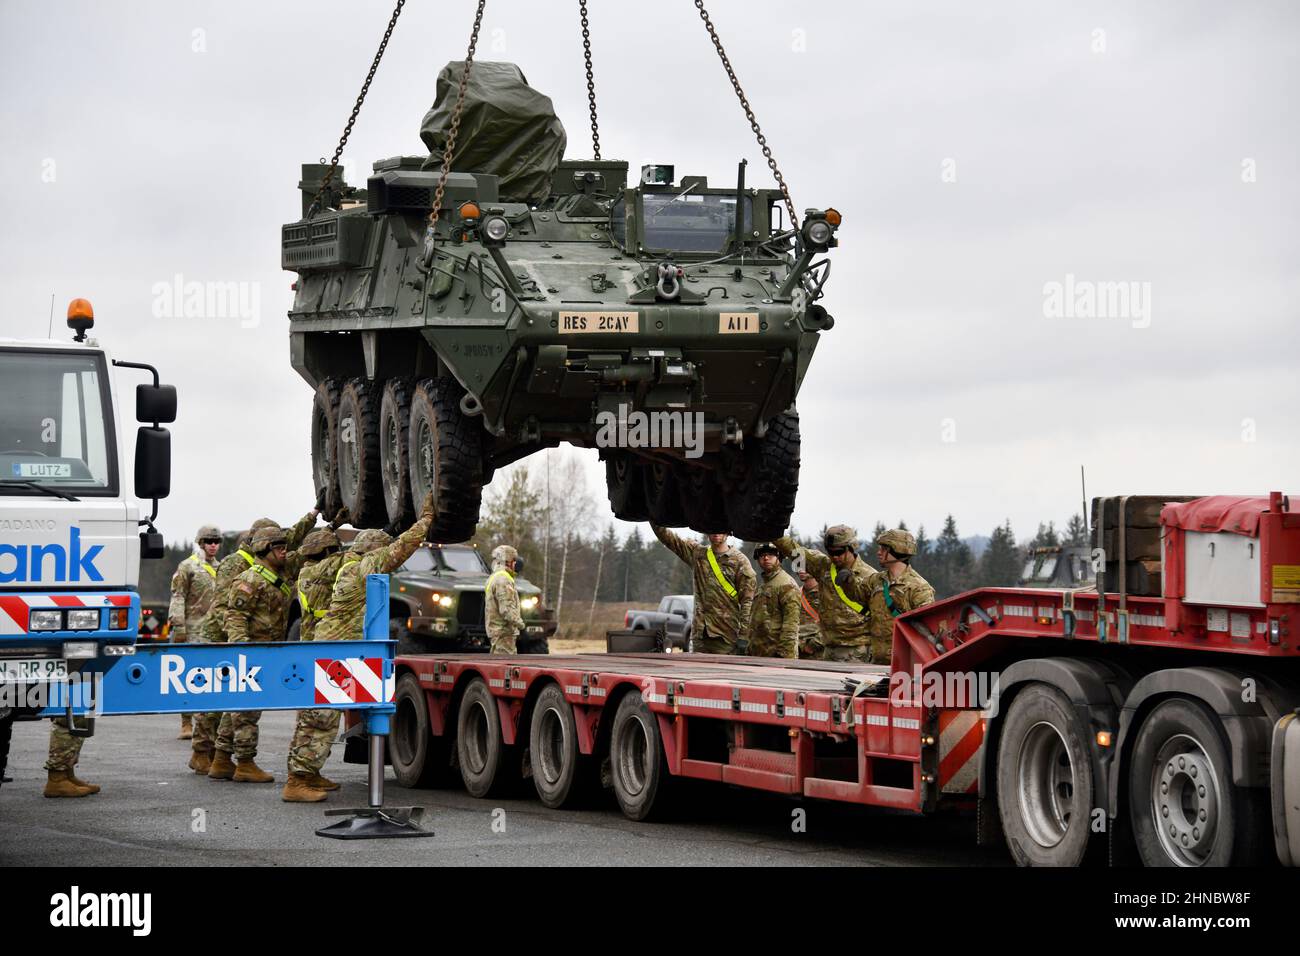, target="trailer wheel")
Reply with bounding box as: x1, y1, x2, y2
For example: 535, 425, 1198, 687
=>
337, 377, 386, 527
605, 453, 649, 522
391, 672, 449, 788
409, 377, 485, 543
609, 692, 671, 821
456, 677, 510, 798
529, 683, 588, 808
310, 378, 341, 517
1128, 698, 1268, 867
996, 684, 1095, 866
378, 377, 415, 527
